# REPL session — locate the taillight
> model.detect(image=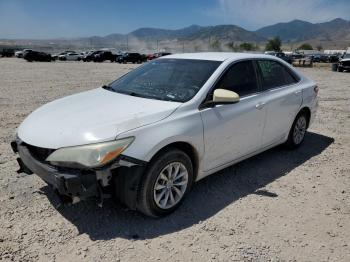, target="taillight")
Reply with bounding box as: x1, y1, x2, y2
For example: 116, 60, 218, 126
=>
314, 85, 319, 96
